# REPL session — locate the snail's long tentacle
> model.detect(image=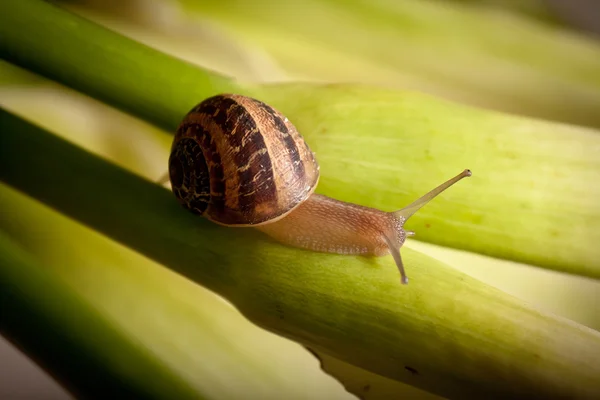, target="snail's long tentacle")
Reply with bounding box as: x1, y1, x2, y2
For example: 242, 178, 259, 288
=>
395, 169, 471, 220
